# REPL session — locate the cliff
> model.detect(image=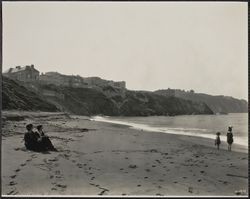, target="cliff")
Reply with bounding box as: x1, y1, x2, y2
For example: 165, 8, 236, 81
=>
2, 76, 58, 112
154, 89, 248, 113
28, 83, 213, 116
2, 77, 215, 116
